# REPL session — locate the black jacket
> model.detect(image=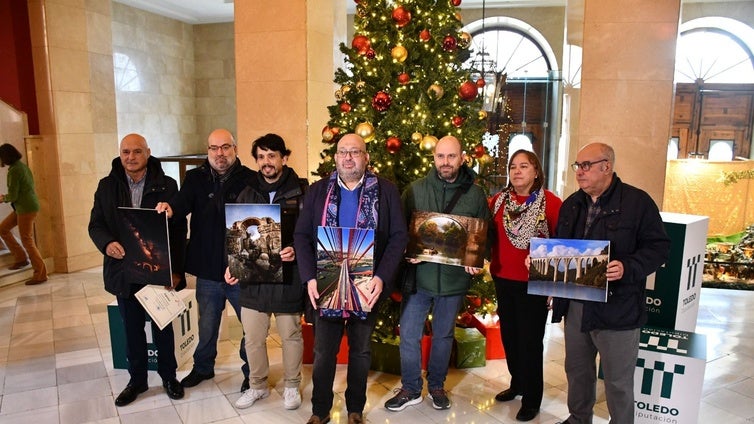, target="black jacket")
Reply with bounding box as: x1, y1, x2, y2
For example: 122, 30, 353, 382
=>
552, 174, 670, 331
293, 174, 408, 303
235, 167, 307, 313
88, 156, 187, 298
169, 159, 255, 281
